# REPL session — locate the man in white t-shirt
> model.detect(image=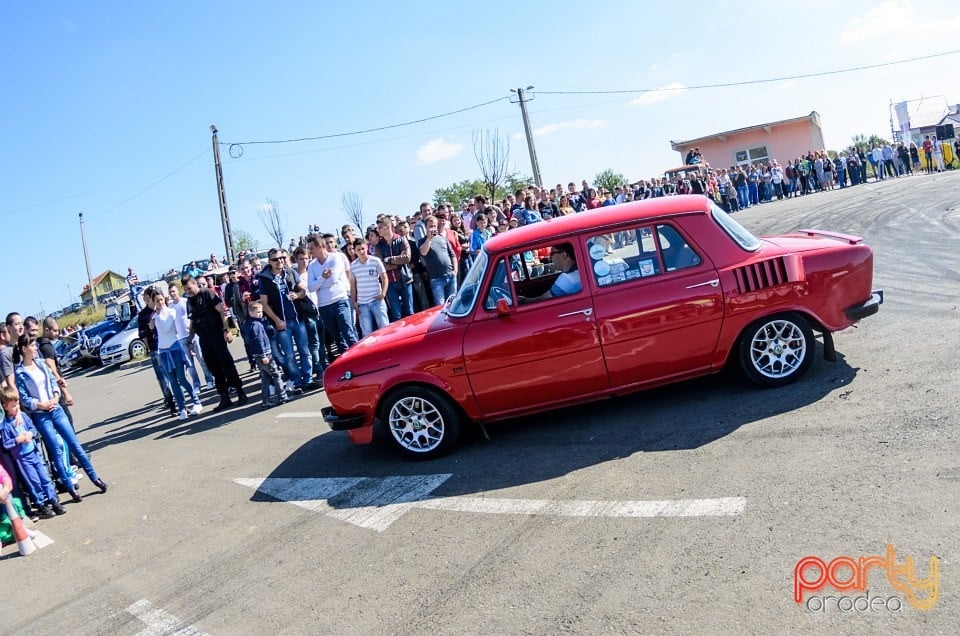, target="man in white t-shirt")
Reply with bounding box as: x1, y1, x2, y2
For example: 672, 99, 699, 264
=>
348, 238, 389, 338
307, 233, 358, 354
169, 283, 214, 391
